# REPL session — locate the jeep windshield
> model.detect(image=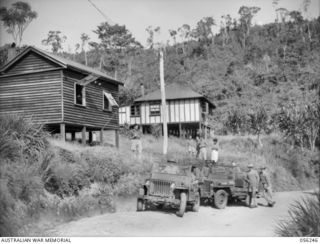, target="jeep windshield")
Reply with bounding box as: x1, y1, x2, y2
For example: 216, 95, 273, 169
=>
152, 163, 190, 176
